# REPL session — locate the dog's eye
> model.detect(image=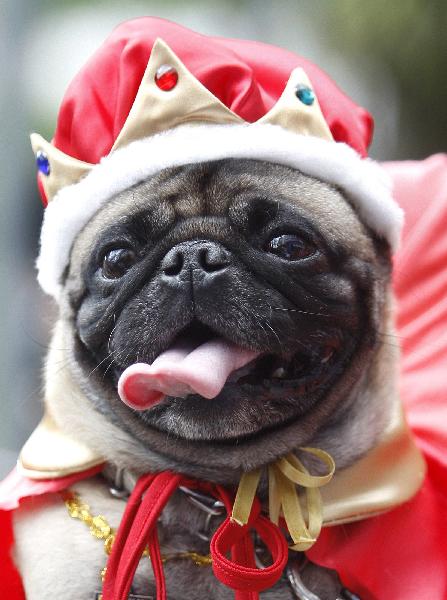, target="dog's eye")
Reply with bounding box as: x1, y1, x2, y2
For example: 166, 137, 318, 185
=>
266, 234, 316, 261
102, 248, 136, 279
